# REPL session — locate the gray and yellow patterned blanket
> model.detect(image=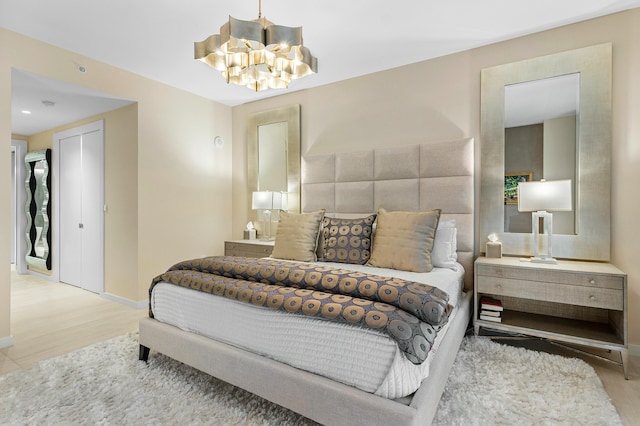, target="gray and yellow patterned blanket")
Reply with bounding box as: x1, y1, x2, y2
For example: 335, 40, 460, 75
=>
149, 256, 452, 364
